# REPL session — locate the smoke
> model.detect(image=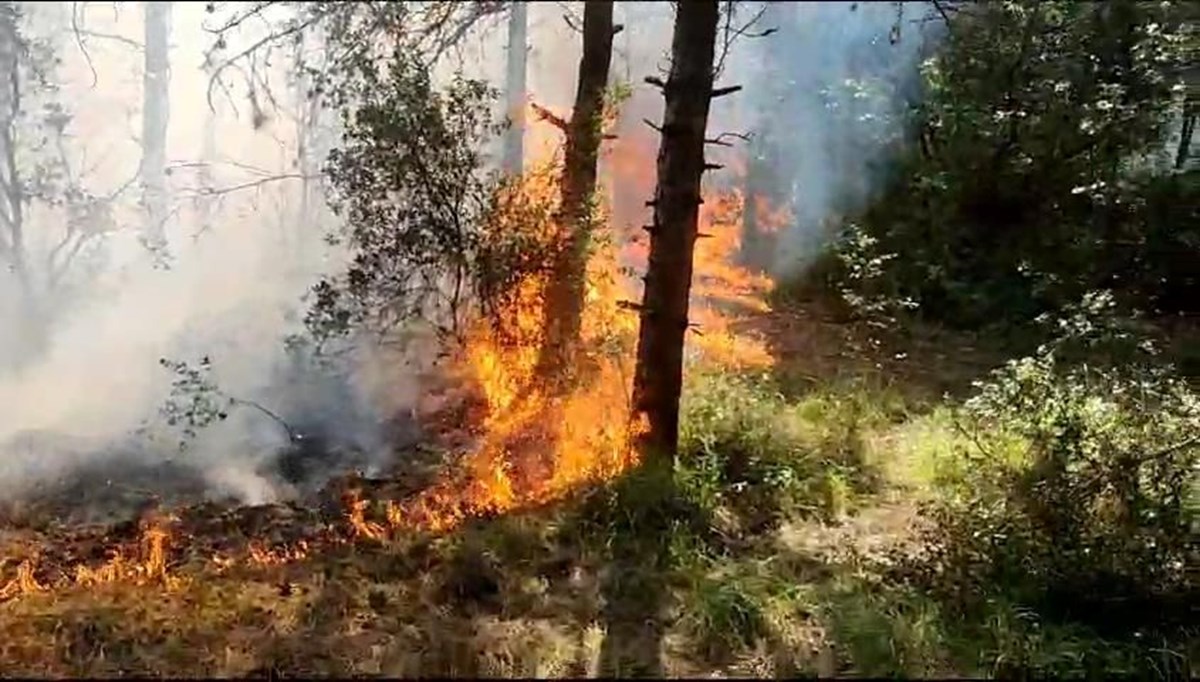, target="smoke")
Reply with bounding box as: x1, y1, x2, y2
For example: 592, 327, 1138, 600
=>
722, 1, 942, 277
0, 2, 415, 510
504, 0, 941, 278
